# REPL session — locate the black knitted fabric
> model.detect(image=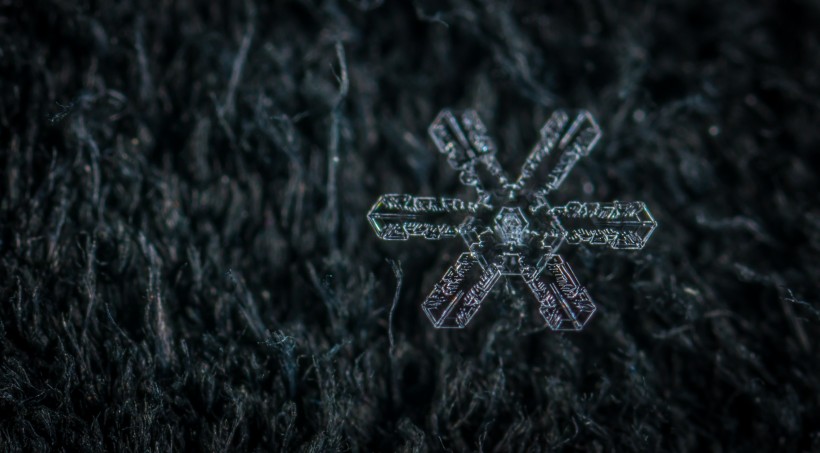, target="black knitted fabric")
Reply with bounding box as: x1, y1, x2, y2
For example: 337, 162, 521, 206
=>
1, 0, 818, 451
